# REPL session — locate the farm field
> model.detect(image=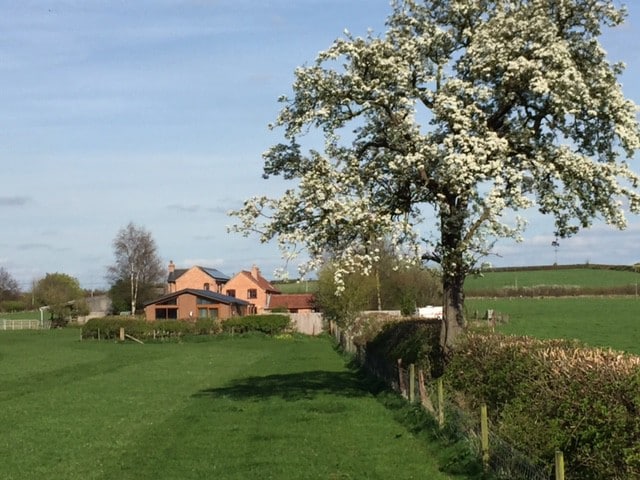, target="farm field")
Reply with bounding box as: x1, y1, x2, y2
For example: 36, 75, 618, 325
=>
0, 330, 470, 480
466, 297, 640, 354
465, 266, 640, 293
272, 280, 319, 294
